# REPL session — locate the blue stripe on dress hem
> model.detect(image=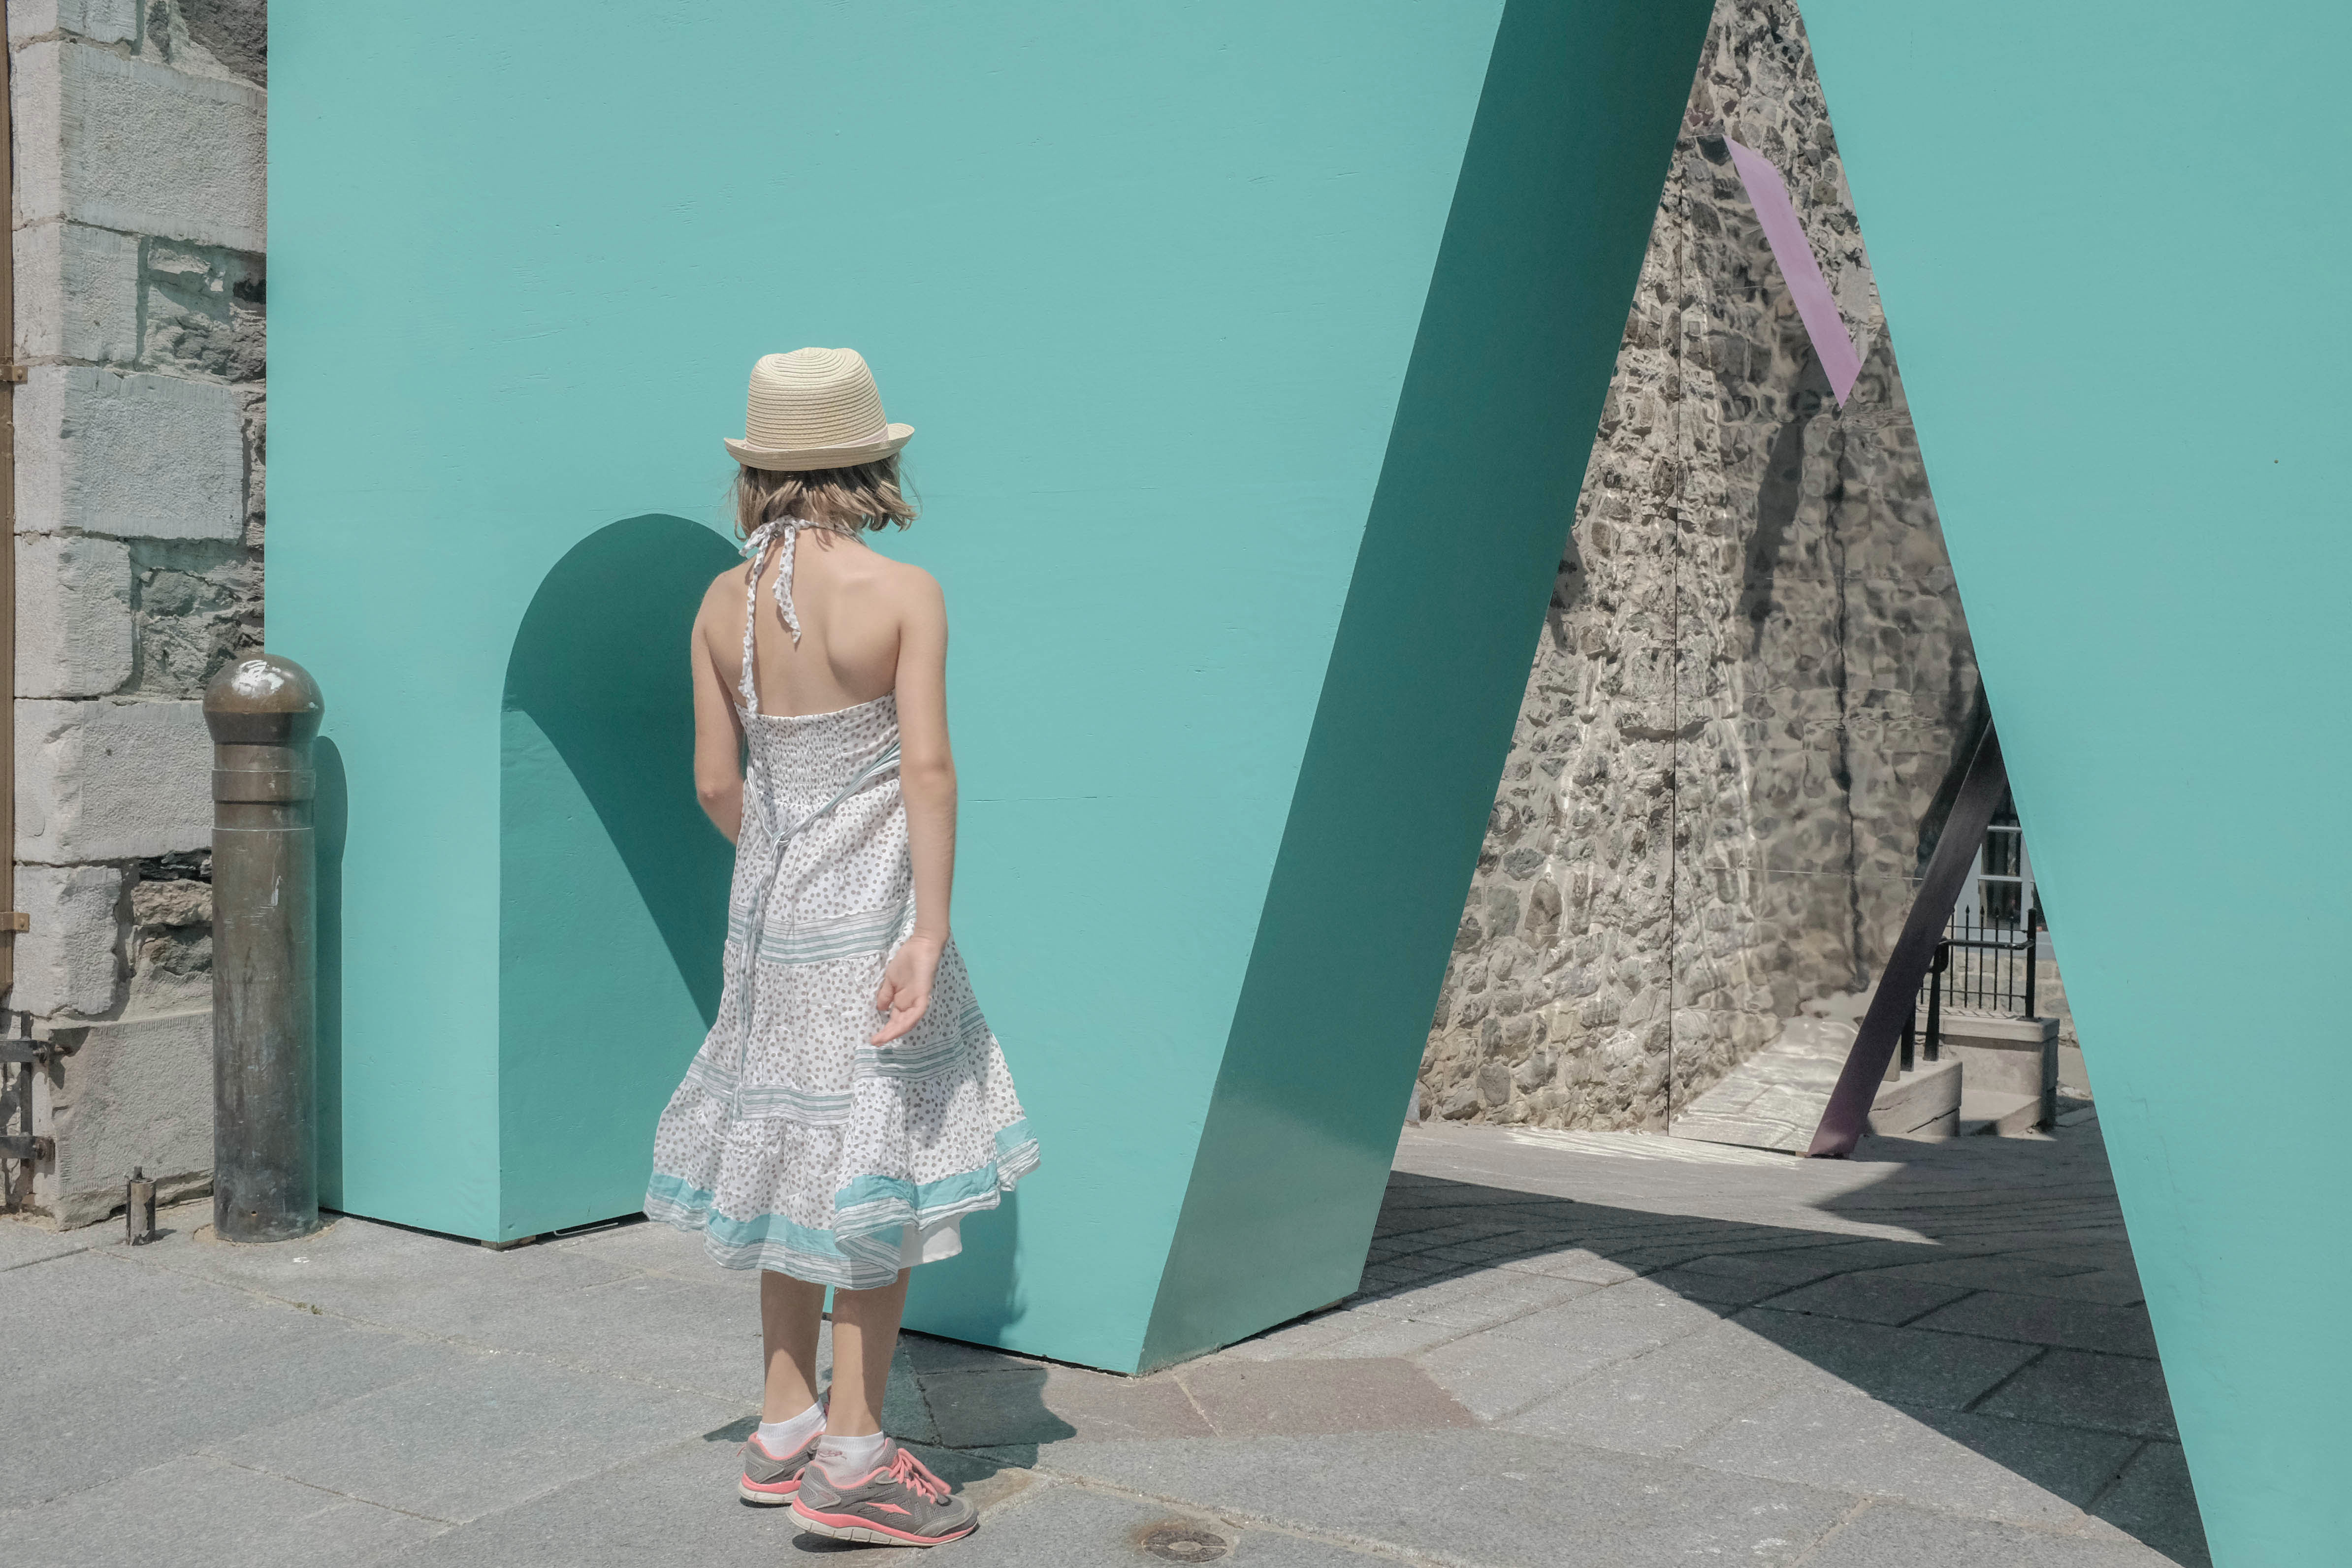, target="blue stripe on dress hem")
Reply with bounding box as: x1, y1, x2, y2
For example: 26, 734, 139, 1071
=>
644, 1130, 1036, 1287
